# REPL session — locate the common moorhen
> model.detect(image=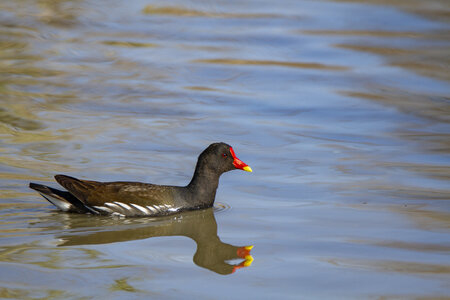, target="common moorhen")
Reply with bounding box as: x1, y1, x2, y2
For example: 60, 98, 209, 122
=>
29, 142, 252, 217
